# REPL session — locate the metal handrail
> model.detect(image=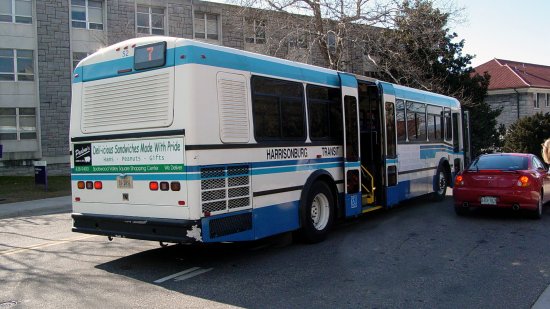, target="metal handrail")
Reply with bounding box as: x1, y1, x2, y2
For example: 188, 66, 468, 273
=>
361, 164, 375, 194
